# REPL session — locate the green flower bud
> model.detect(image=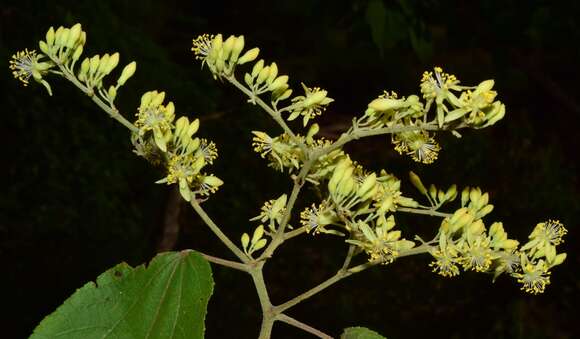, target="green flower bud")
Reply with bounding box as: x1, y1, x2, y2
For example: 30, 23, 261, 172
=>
222, 35, 236, 61
178, 178, 191, 201
238, 47, 260, 65
78, 58, 90, 81
107, 85, 116, 101
461, 186, 470, 207
212, 34, 223, 52
97, 53, 110, 75
445, 184, 457, 201
476, 204, 494, 219
357, 173, 377, 199
241, 233, 250, 251
409, 171, 427, 195
368, 98, 405, 111
252, 225, 264, 244
551, 253, 567, 267
252, 238, 267, 251
186, 118, 200, 137
89, 55, 100, 77
39, 41, 50, 55
268, 75, 288, 92
267, 62, 278, 84
277, 89, 292, 101
117, 61, 136, 86
72, 45, 83, 63
230, 36, 245, 62
67, 23, 82, 48
251, 59, 264, 77
59, 28, 70, 48
151, 91, 165, 107
256, 66, 270, 85
475, 79, 495, 94
46, 26, 55, 46
105, 52, 119, 74
54, 26, 64, 46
